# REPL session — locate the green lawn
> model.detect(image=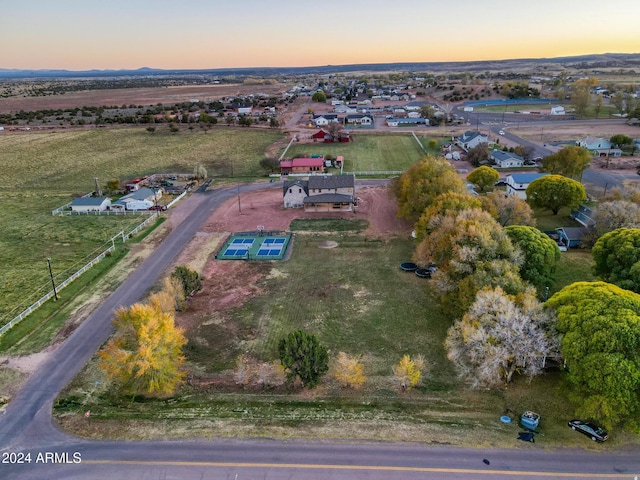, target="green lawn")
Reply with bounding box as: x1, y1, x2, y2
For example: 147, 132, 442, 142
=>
54, 228, 627, 448
0, 127, 284, 325
282, 134, 424, 172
